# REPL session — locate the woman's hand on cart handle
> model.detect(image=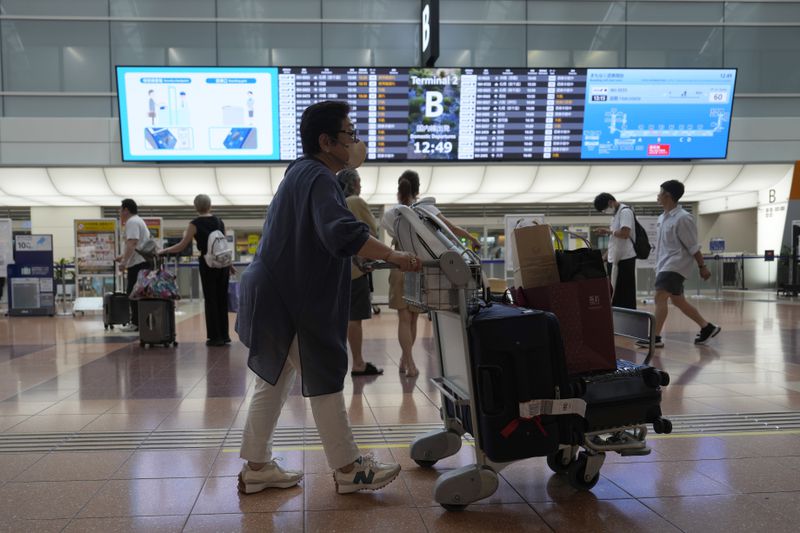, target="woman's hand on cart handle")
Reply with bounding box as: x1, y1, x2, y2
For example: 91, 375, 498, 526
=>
386, 251, 422, 272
